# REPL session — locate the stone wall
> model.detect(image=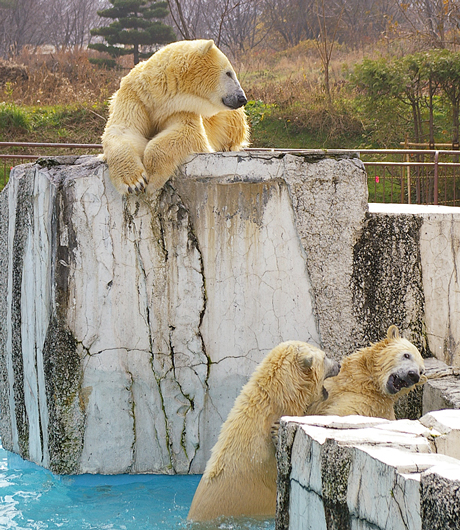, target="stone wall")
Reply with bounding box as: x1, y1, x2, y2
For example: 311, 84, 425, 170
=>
0, 151, 460, 475
276, 411, 460, 530
364, 203, 460, 366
